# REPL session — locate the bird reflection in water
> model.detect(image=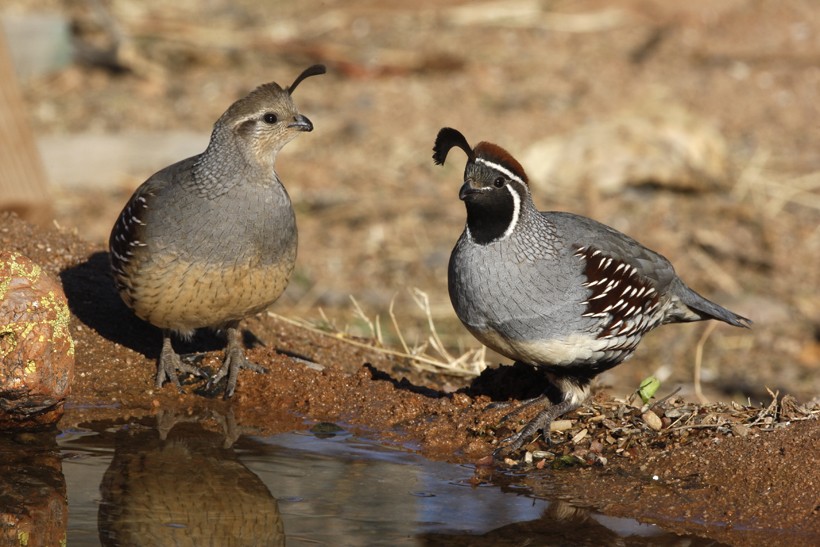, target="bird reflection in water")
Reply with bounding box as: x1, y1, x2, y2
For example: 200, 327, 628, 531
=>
98, 410, 284, 546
